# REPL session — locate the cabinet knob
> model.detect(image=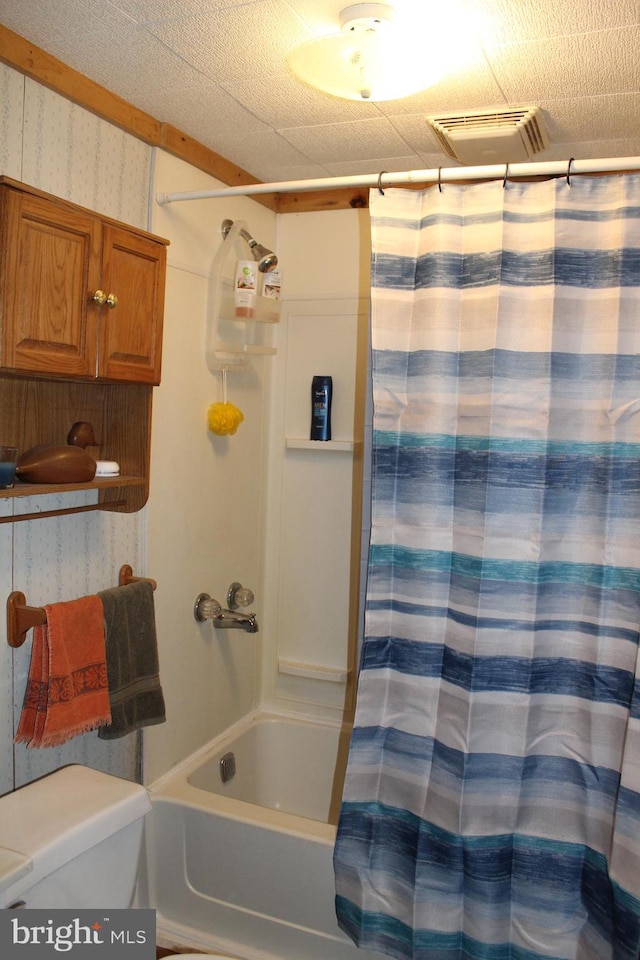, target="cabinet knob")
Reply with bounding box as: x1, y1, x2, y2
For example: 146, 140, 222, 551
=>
92, 291, 118, 309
